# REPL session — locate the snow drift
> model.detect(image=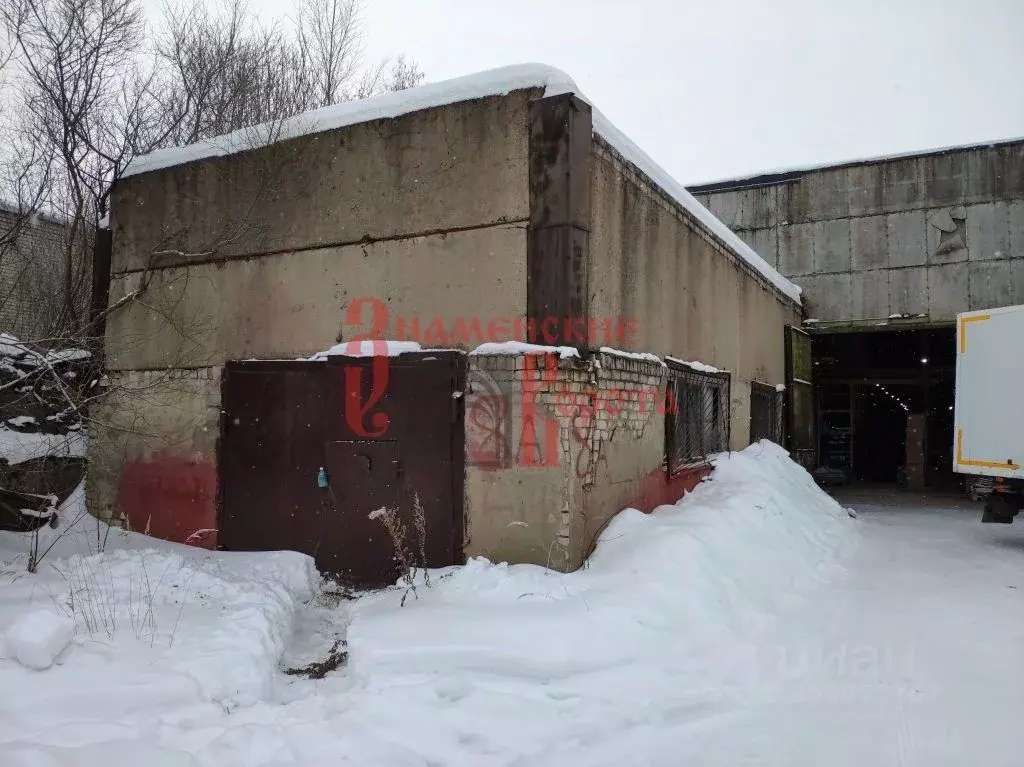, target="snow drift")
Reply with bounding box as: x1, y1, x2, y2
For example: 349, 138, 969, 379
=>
0, 441, 855, 765
348, 440, 852, 680
1, 488, 318, 721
